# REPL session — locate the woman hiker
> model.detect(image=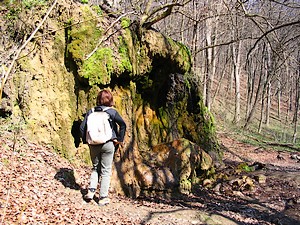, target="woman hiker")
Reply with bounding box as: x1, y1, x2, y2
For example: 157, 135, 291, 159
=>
80, 89, 126, 206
